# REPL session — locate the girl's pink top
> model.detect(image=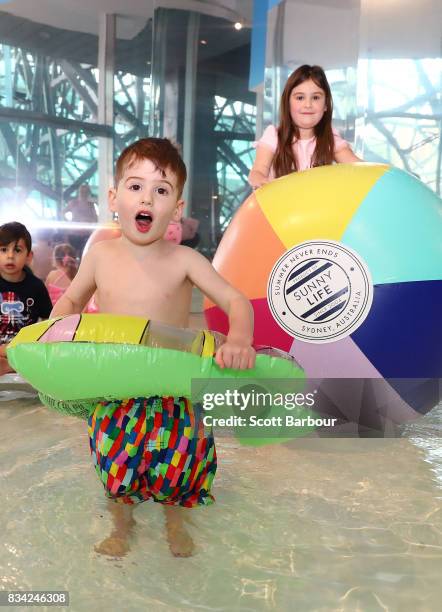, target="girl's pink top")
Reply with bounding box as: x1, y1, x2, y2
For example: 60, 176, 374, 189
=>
256, 124, 349, 173
47, 284, 65, 305
47, 271, 70, 306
